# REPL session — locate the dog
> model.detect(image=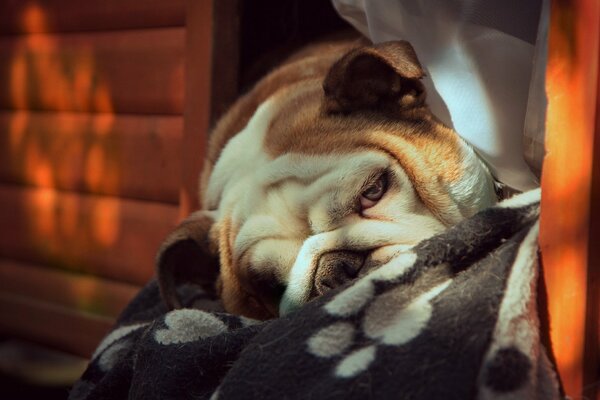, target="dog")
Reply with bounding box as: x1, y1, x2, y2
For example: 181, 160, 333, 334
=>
156, 38, 497, 320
